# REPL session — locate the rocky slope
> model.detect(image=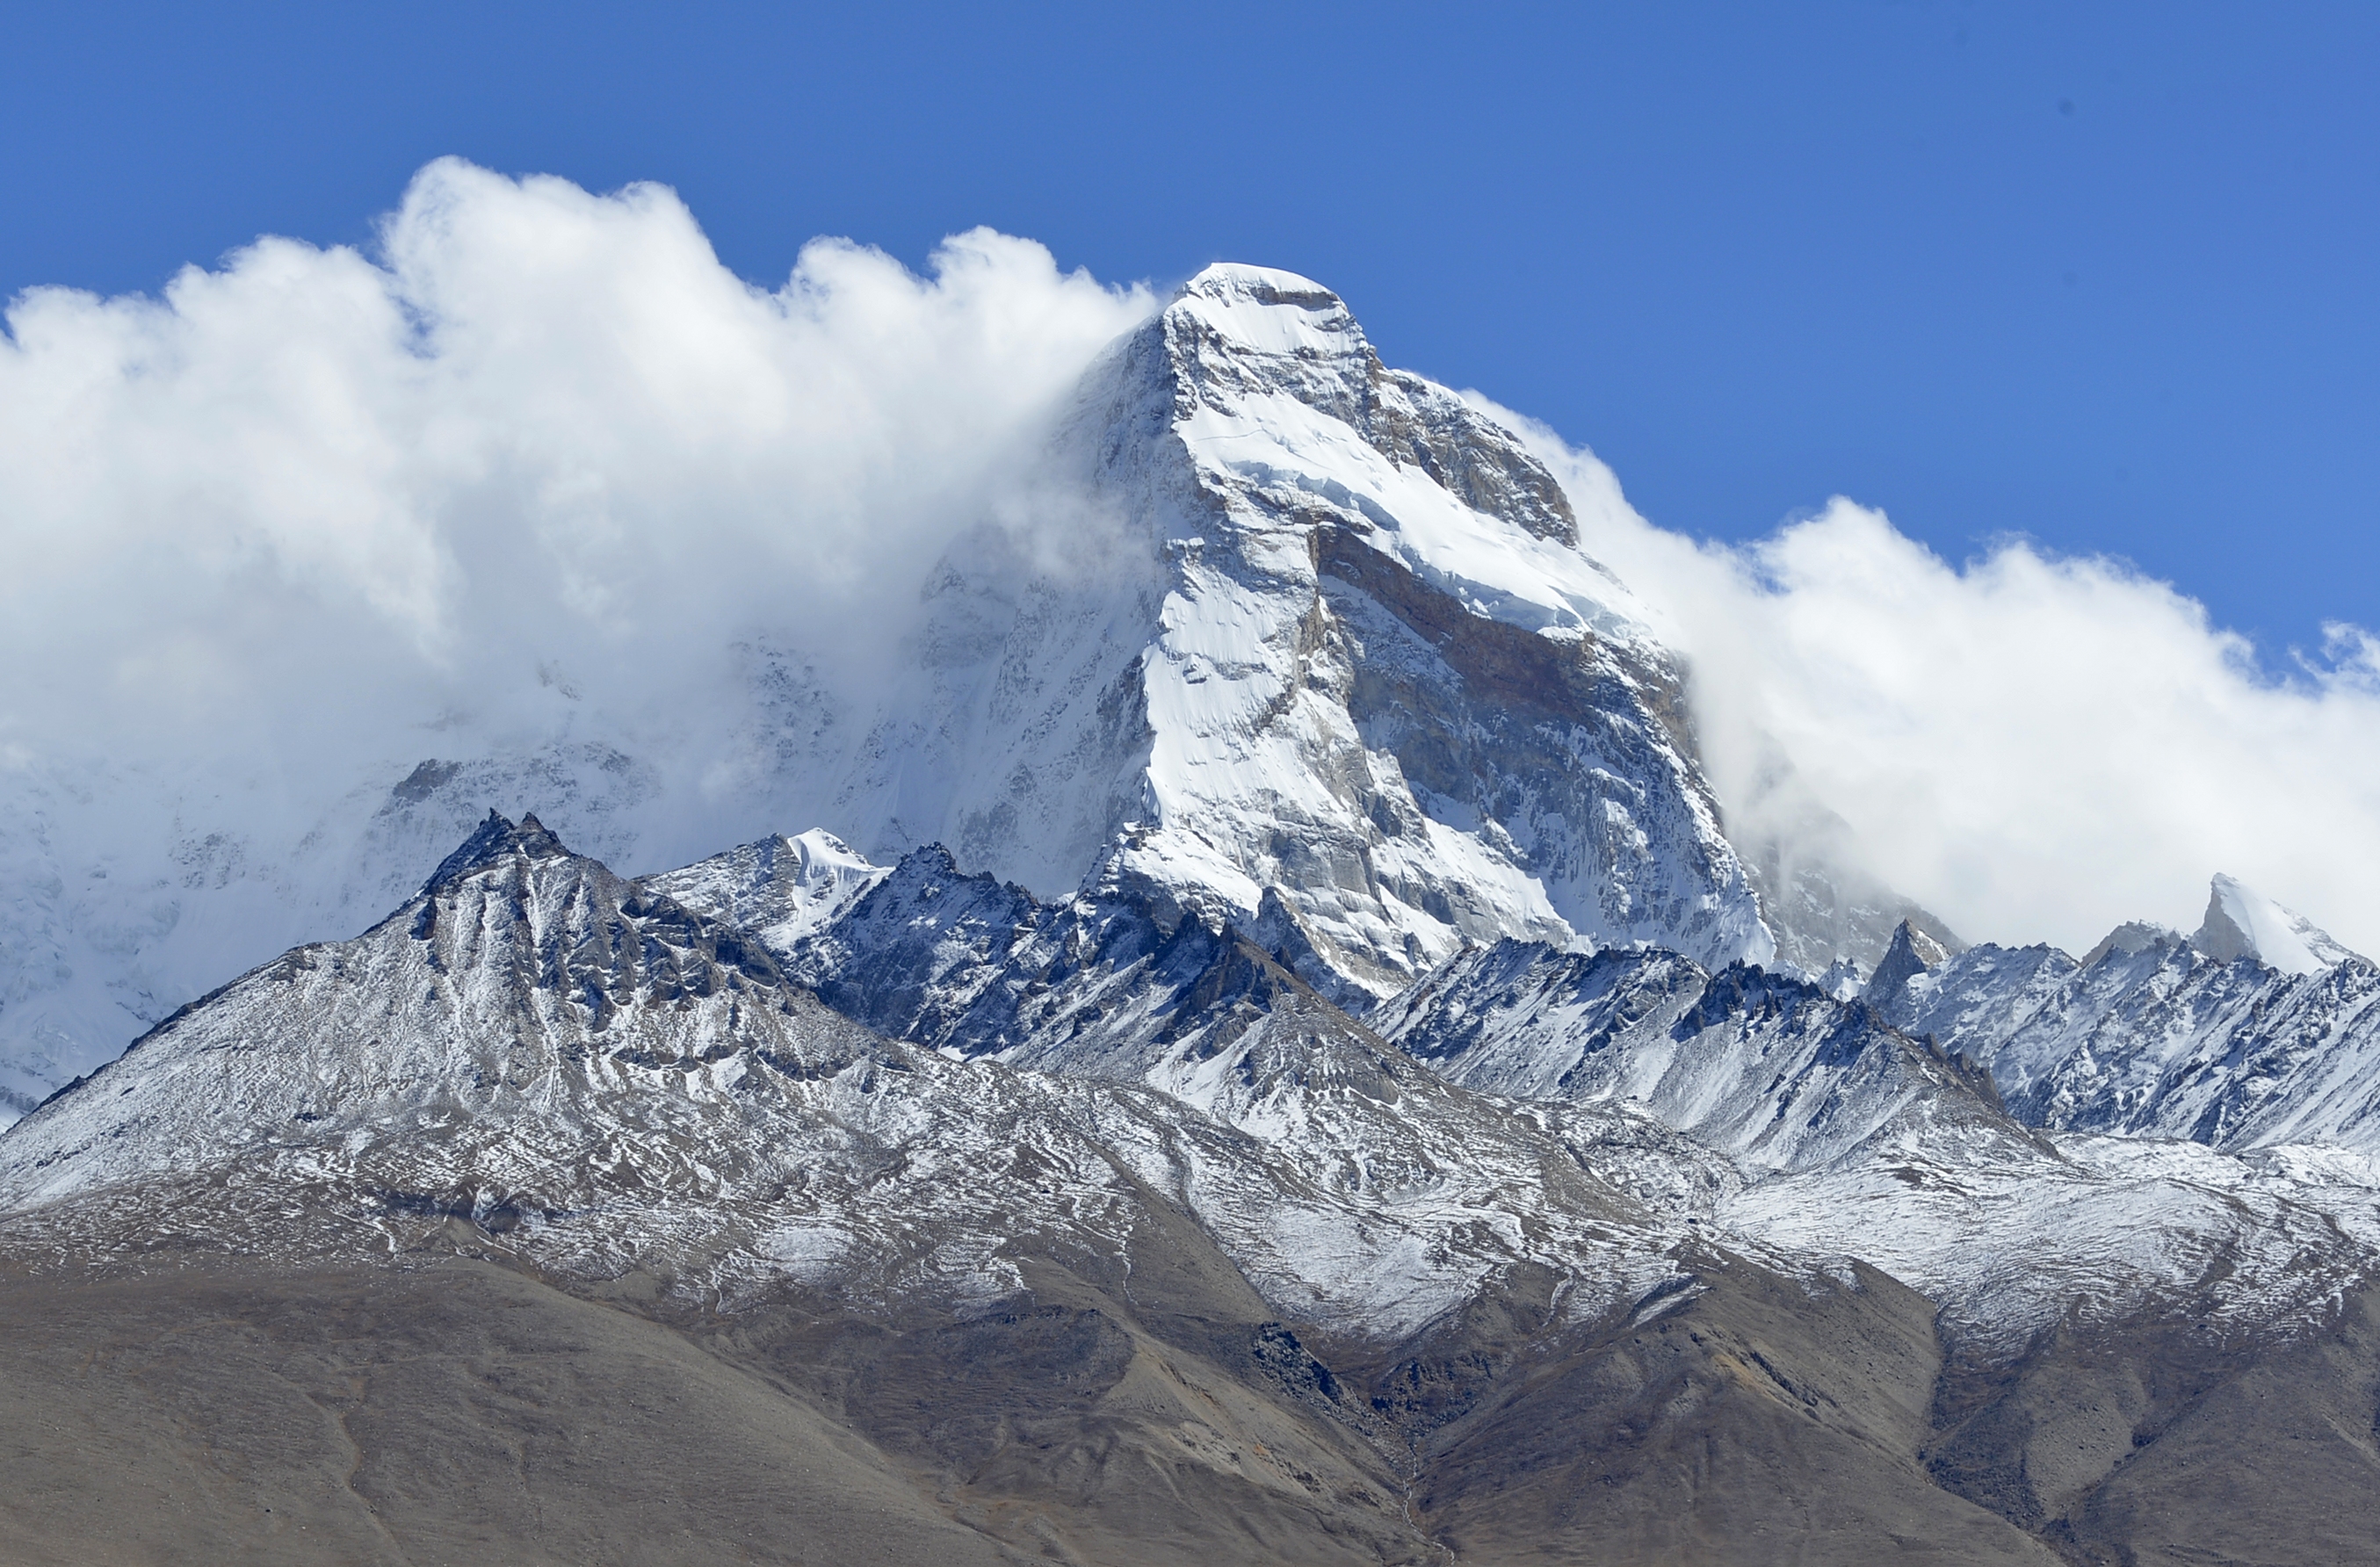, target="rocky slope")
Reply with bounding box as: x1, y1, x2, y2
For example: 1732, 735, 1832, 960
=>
1877, 877, 2380, 1153
8, 815, 2379, 1561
